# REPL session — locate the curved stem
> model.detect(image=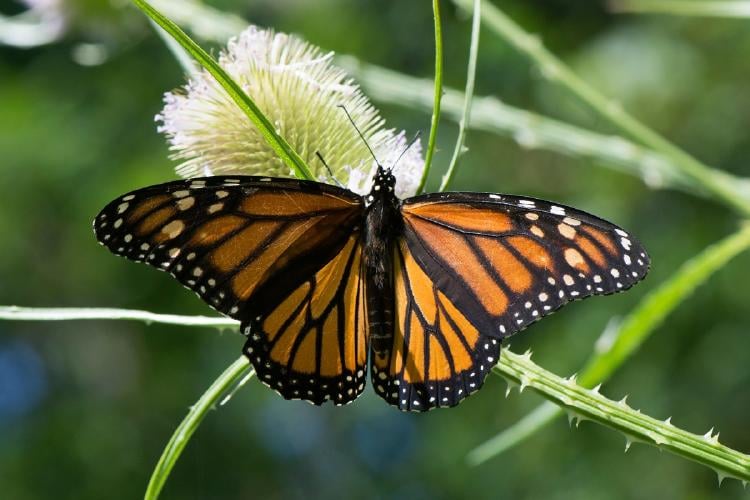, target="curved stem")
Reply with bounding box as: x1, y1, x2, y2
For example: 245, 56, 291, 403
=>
145, 357, 254, 500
